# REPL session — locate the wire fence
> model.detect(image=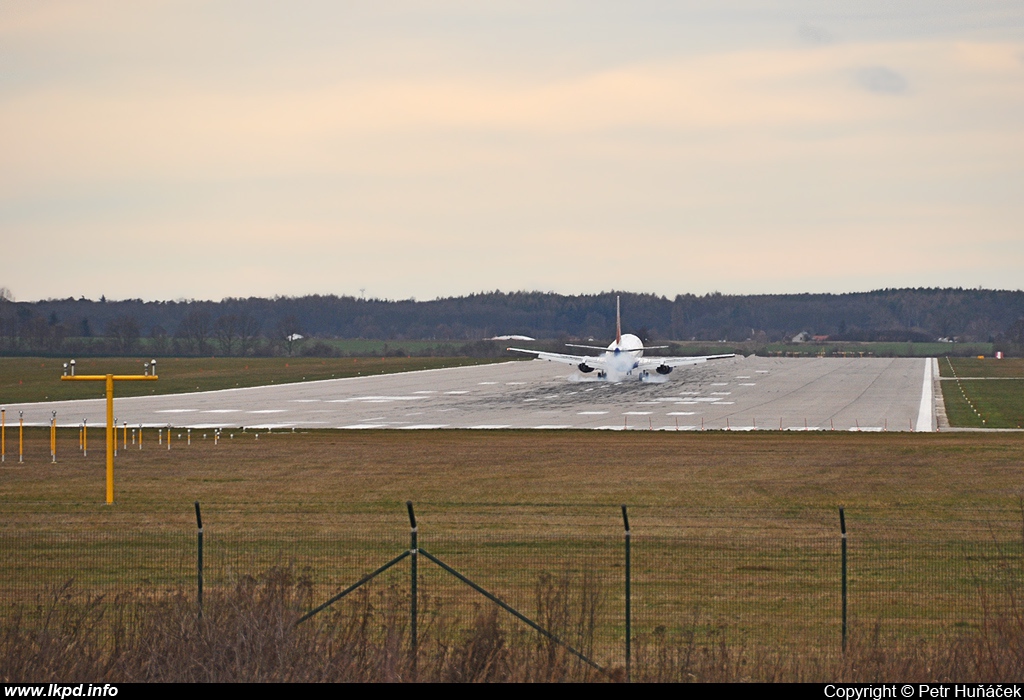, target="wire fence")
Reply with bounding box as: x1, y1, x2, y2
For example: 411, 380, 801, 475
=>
3, 505, 1022, 668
